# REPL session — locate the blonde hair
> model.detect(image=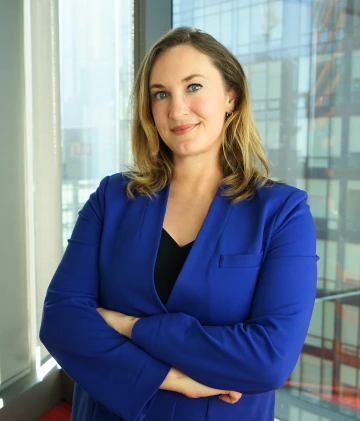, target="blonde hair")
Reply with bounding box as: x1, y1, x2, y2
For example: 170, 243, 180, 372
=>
127, 26, 272, 203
